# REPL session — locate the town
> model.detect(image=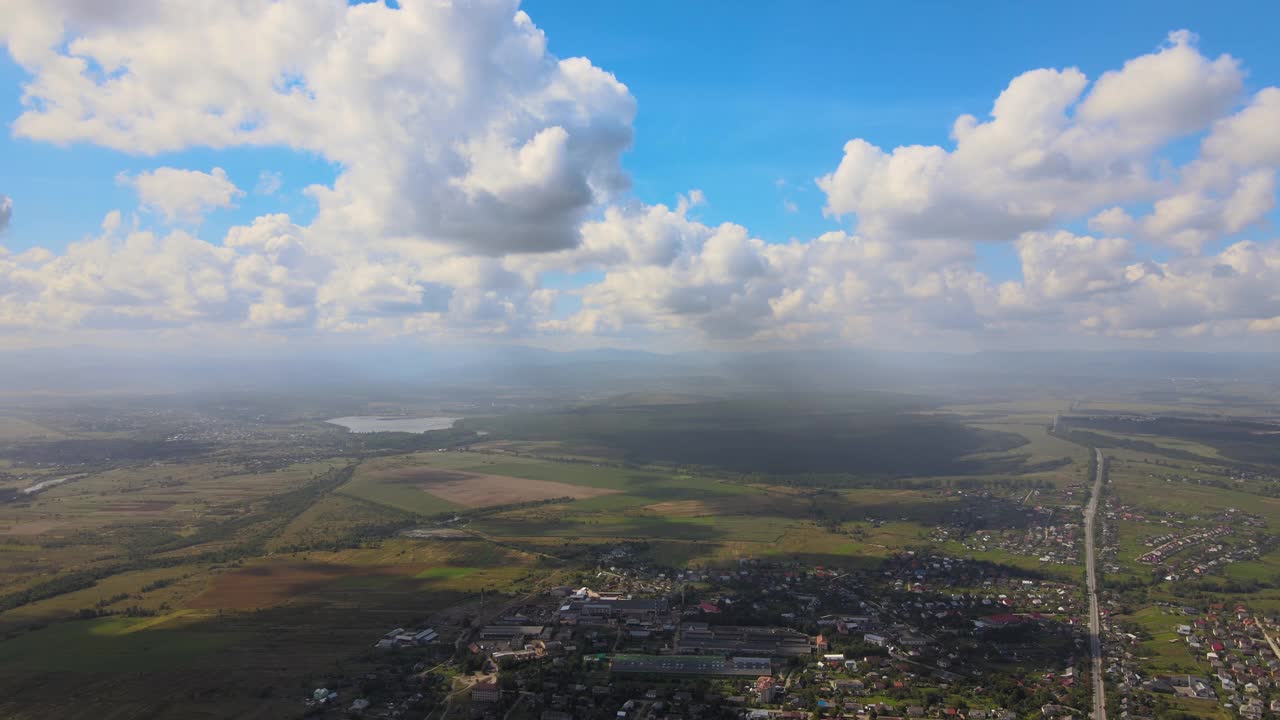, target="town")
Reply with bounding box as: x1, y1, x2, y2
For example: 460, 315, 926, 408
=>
286, 442, 1280, 720
301, 549, 1101, 719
